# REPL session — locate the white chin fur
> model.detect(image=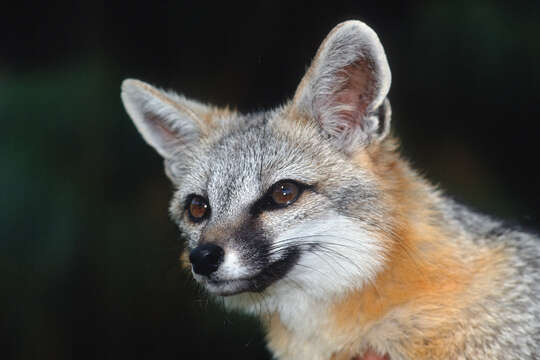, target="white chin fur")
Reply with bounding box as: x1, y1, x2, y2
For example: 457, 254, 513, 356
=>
218, 248, 252, 279
223, 212, 386, 314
